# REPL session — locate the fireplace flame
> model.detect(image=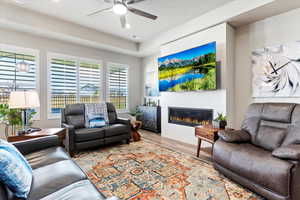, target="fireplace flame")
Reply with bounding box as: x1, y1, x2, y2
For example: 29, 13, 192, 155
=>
170, 116, 211, 126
